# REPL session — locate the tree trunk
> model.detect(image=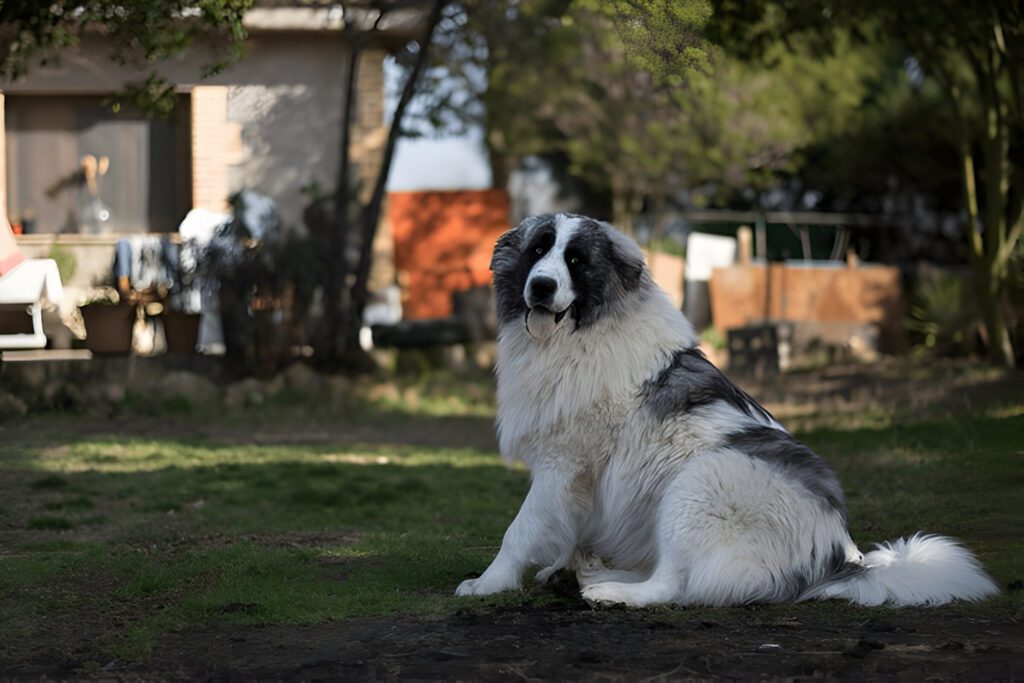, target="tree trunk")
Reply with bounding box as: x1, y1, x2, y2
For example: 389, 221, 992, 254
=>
961, 140, 1016, 367
947, 68, 1018, 368
318, 40, 362, 360
970, 248, 1015, 366
344, 0, 448, 353
488, 148, 513, 191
